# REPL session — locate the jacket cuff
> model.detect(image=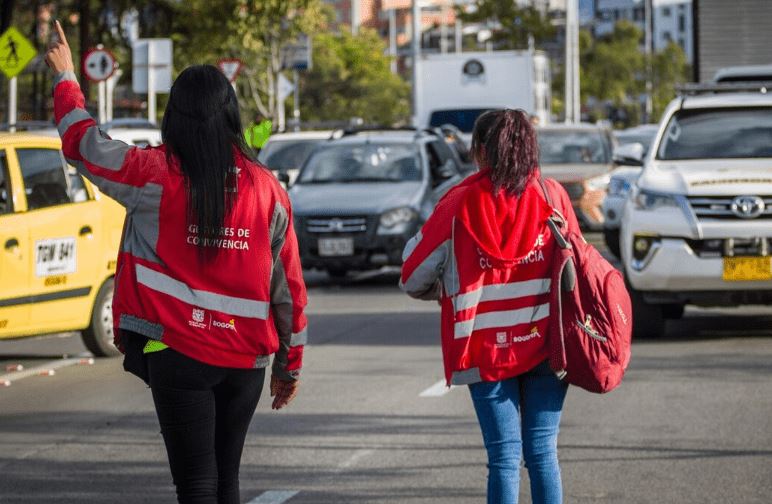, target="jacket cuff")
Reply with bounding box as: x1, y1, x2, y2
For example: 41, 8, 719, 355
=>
53, 70, 78, 89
